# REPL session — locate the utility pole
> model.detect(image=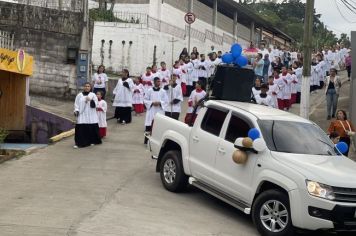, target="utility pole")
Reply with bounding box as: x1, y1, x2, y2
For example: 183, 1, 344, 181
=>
168, 37, 178, 67
300, 0, 314, 119
350, 31, 356, 151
